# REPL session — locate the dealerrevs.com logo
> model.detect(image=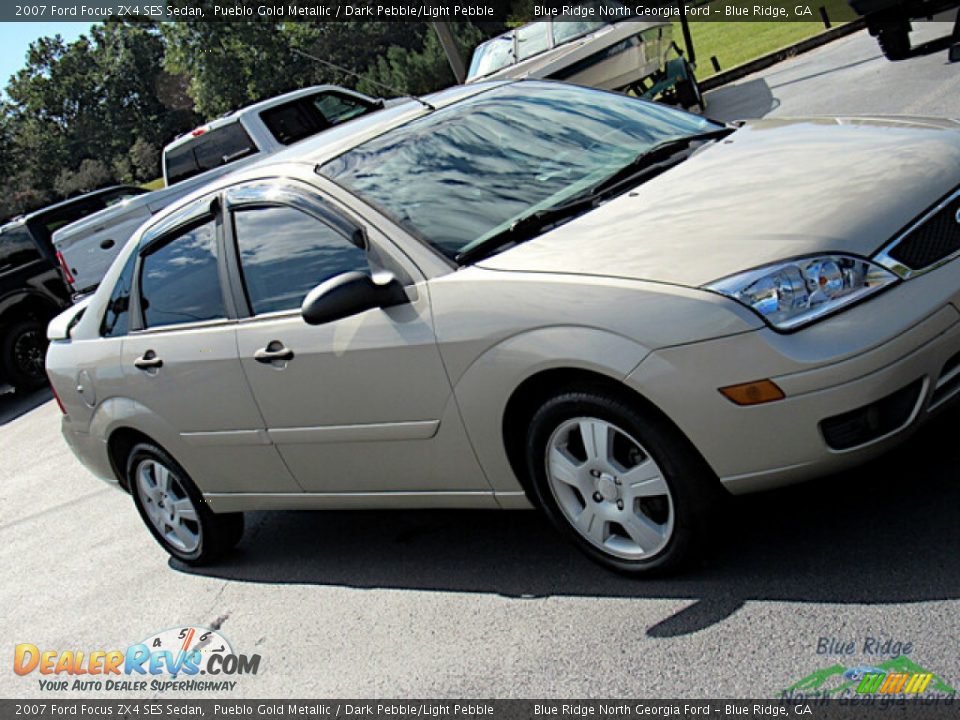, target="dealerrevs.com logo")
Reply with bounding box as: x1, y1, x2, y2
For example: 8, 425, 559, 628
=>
13, 626, 261, 693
